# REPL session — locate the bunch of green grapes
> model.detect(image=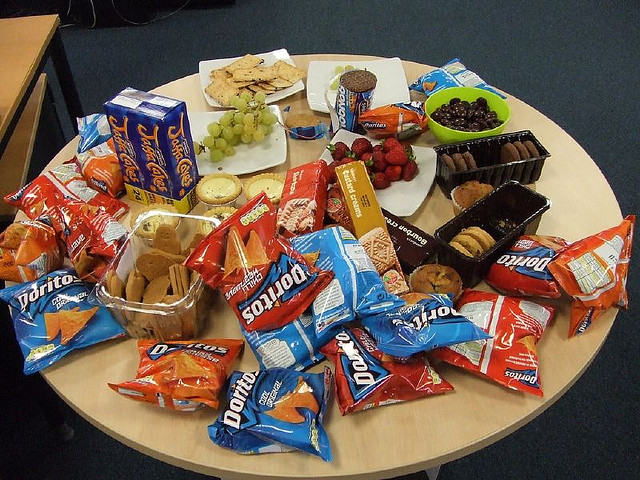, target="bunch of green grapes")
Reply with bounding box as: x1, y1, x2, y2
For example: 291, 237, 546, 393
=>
198, 91, 279, 162
329, 64, 355, 90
